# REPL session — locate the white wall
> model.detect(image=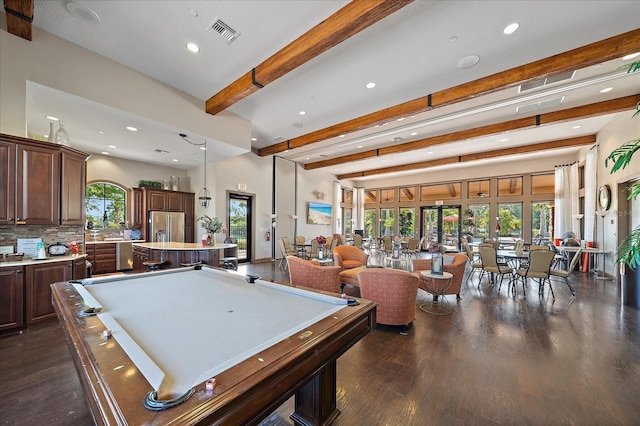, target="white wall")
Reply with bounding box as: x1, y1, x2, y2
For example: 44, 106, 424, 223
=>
87, 154, 190, 191
0, 15, 249, 150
